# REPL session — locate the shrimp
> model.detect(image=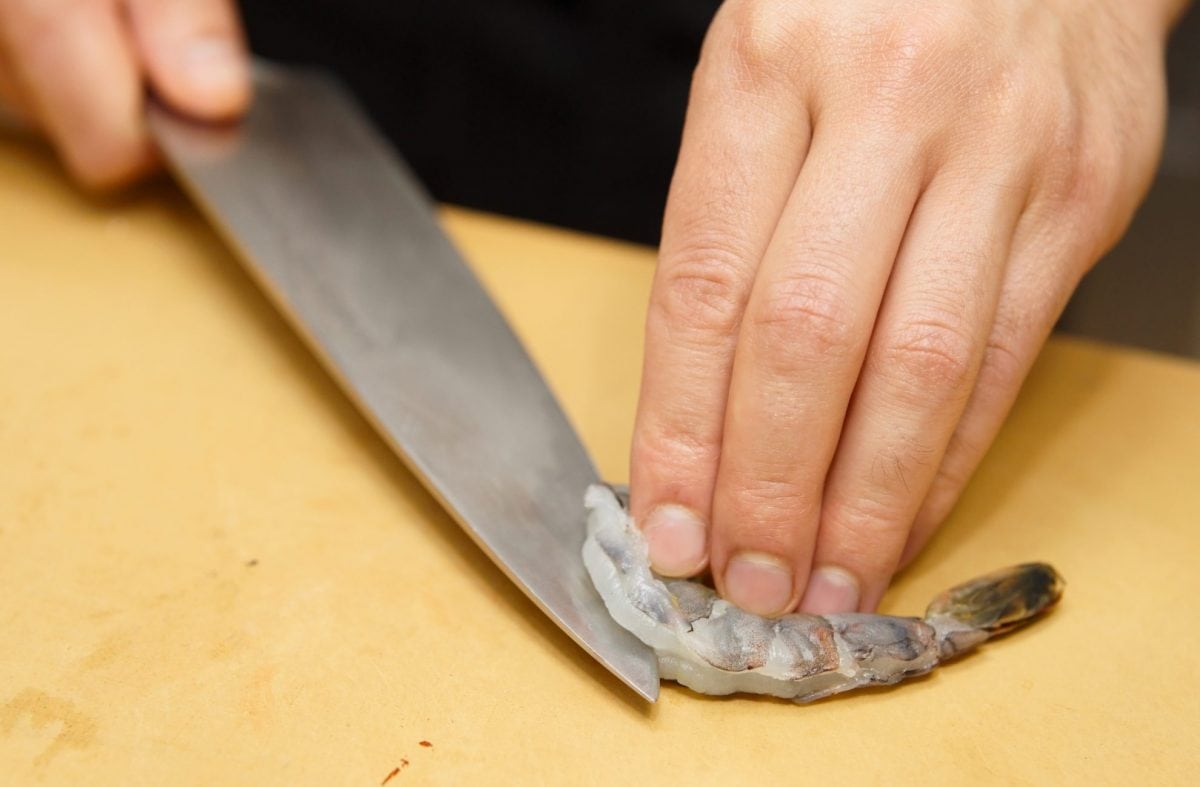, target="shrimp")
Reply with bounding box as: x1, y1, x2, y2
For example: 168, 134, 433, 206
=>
582, 484, 1064, 702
